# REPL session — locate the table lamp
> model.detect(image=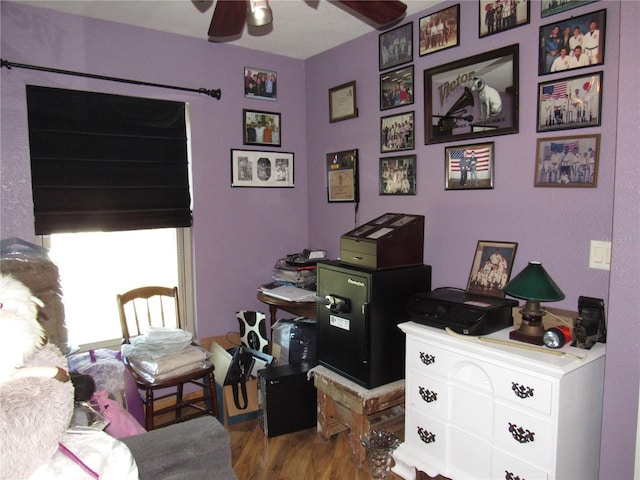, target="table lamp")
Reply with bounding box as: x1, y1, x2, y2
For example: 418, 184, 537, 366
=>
504, 261, 565, 345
